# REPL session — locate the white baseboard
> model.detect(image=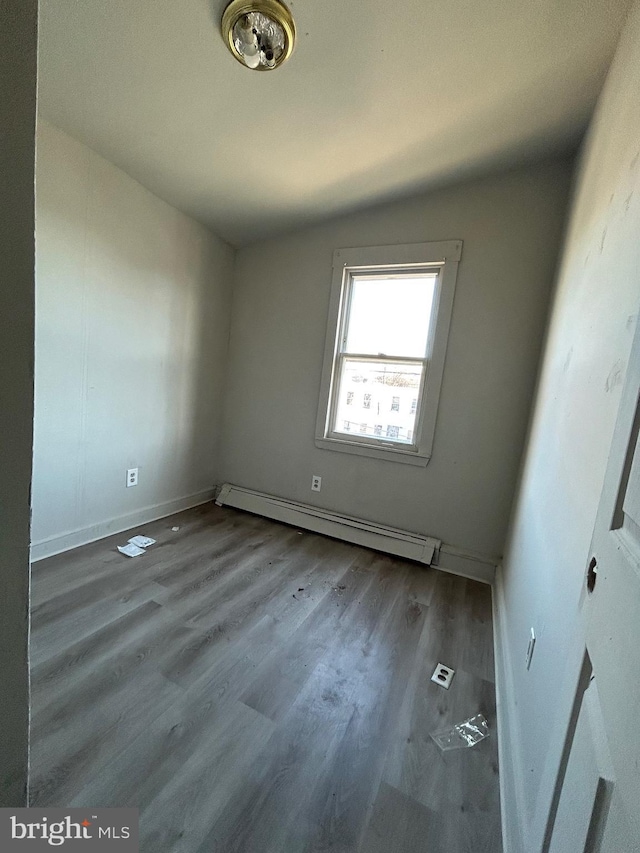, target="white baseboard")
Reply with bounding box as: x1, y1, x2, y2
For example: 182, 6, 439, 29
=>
493, 564, 526, 853
216, 483, 497, 583
30, 489, 215, 562
435, 543, 497, 584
